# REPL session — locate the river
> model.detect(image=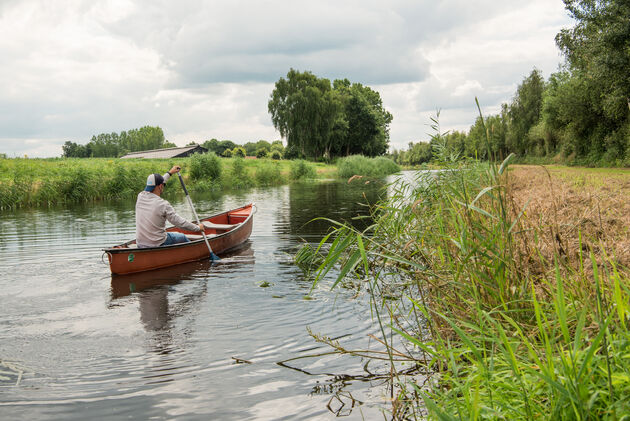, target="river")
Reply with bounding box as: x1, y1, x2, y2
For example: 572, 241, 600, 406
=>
0, 175, 410, 420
